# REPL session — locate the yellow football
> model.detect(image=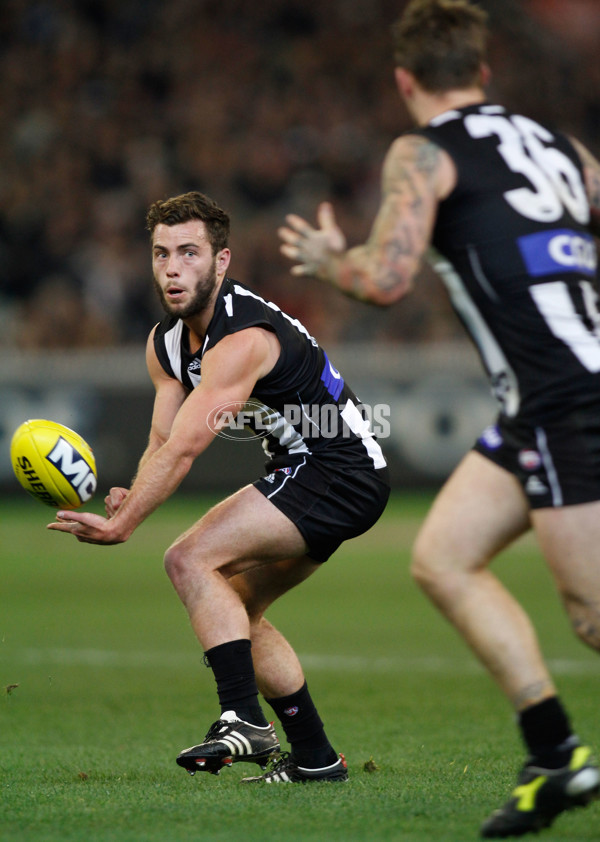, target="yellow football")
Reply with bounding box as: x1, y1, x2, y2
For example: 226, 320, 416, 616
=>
10, 419, 97, 509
